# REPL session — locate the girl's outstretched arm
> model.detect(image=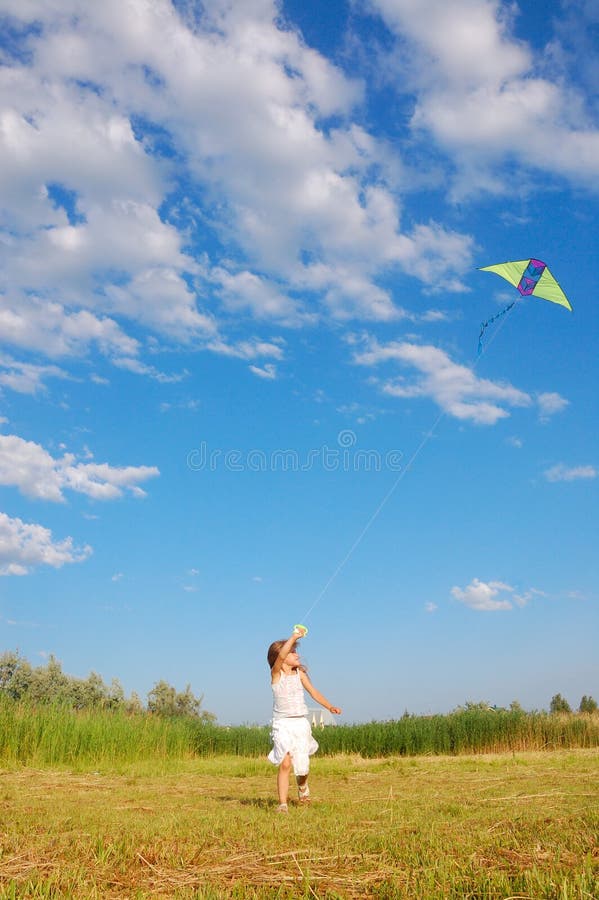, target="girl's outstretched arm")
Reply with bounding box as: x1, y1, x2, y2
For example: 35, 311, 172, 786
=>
270, 632, 300, 679
300, 671, 342, 715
